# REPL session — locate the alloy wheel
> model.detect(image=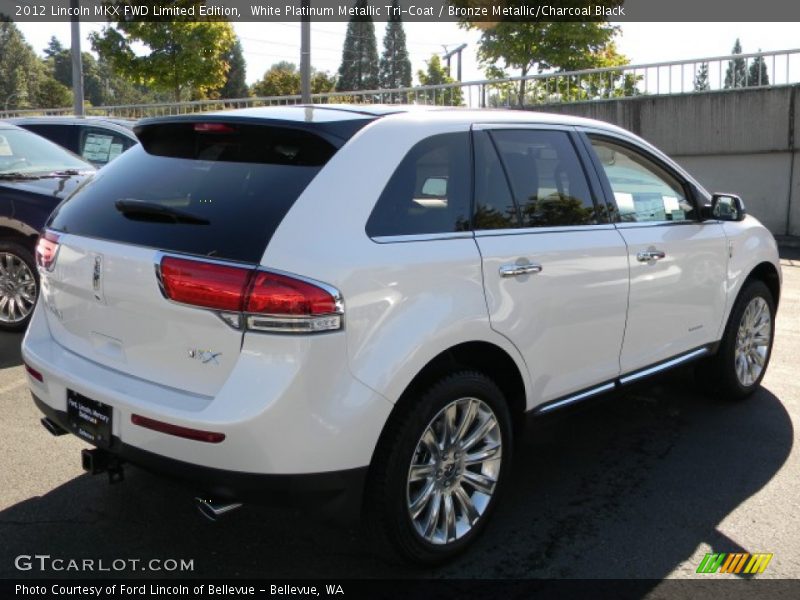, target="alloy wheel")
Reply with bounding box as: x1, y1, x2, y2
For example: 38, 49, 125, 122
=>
734, 296, 772, 387
0, 252, 37, 324
406, 397, 502, 545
